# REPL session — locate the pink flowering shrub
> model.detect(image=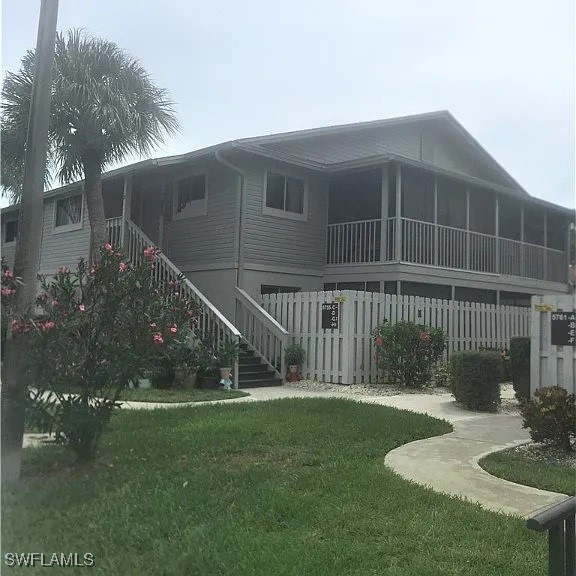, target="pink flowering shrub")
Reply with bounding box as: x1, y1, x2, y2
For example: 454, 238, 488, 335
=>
21, 245, 199, 461
1, 257, 21, 360
373, 321, 445, 388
